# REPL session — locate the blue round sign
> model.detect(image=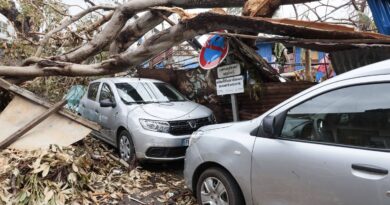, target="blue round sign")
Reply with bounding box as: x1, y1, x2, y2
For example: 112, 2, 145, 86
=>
199, 34, 229, 70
